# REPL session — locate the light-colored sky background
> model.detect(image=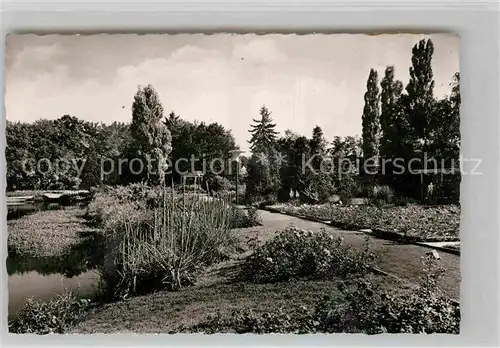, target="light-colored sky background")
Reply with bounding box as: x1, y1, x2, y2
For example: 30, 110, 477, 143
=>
6, 34, 459, 151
